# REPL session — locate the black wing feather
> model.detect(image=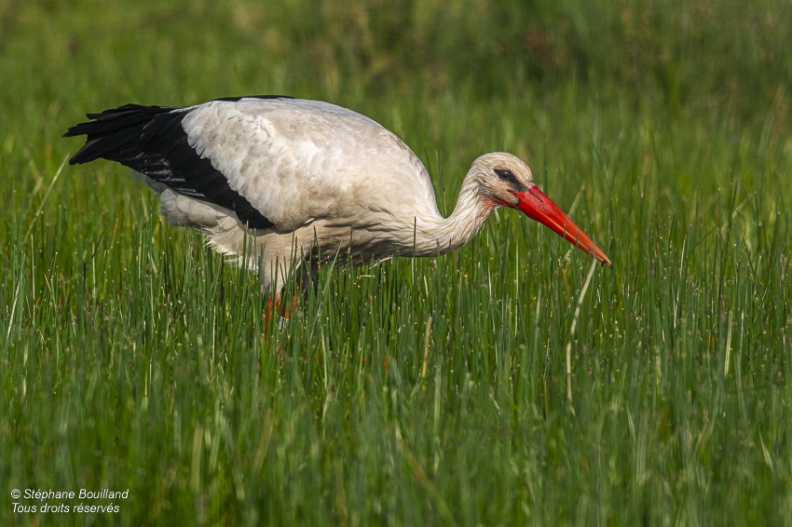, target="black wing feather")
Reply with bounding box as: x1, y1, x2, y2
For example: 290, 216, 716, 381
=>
64, 101, 277, 229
